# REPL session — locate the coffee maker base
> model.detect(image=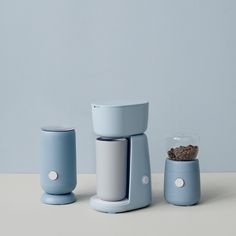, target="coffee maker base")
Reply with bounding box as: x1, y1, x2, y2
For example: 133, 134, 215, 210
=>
41, 192, 76, 205
90, 195, 150, 213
